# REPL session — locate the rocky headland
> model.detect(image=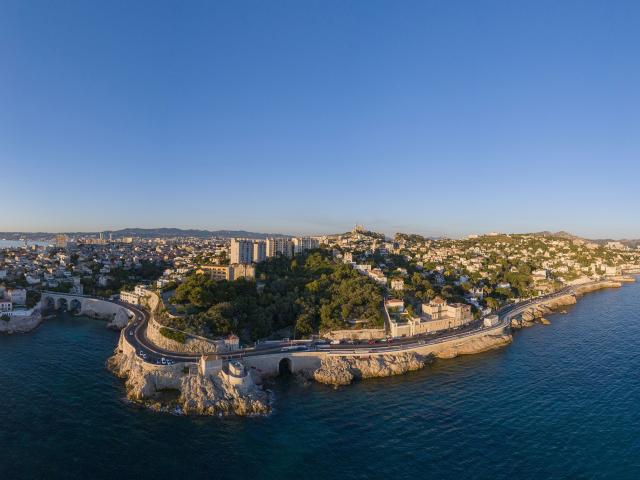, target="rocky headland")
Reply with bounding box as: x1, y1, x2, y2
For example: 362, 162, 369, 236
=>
107, 332, 270, 416
105, 277, 633, 413
0, 308, 43, 334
